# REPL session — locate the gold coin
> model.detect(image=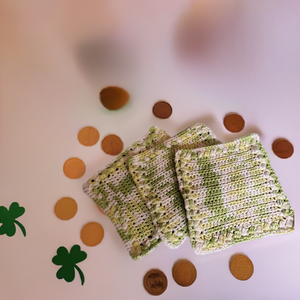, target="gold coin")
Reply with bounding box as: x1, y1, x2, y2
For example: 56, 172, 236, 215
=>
63, 157, 86, 179
173, 259, 197, 287
55, 197, 78, 220
96, 205, 106, 215
101, 134, 123, 155
78, 126, 99, 146
80, 222, 104, 247
100, 86, 129, 110
230, 255, 254, 281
